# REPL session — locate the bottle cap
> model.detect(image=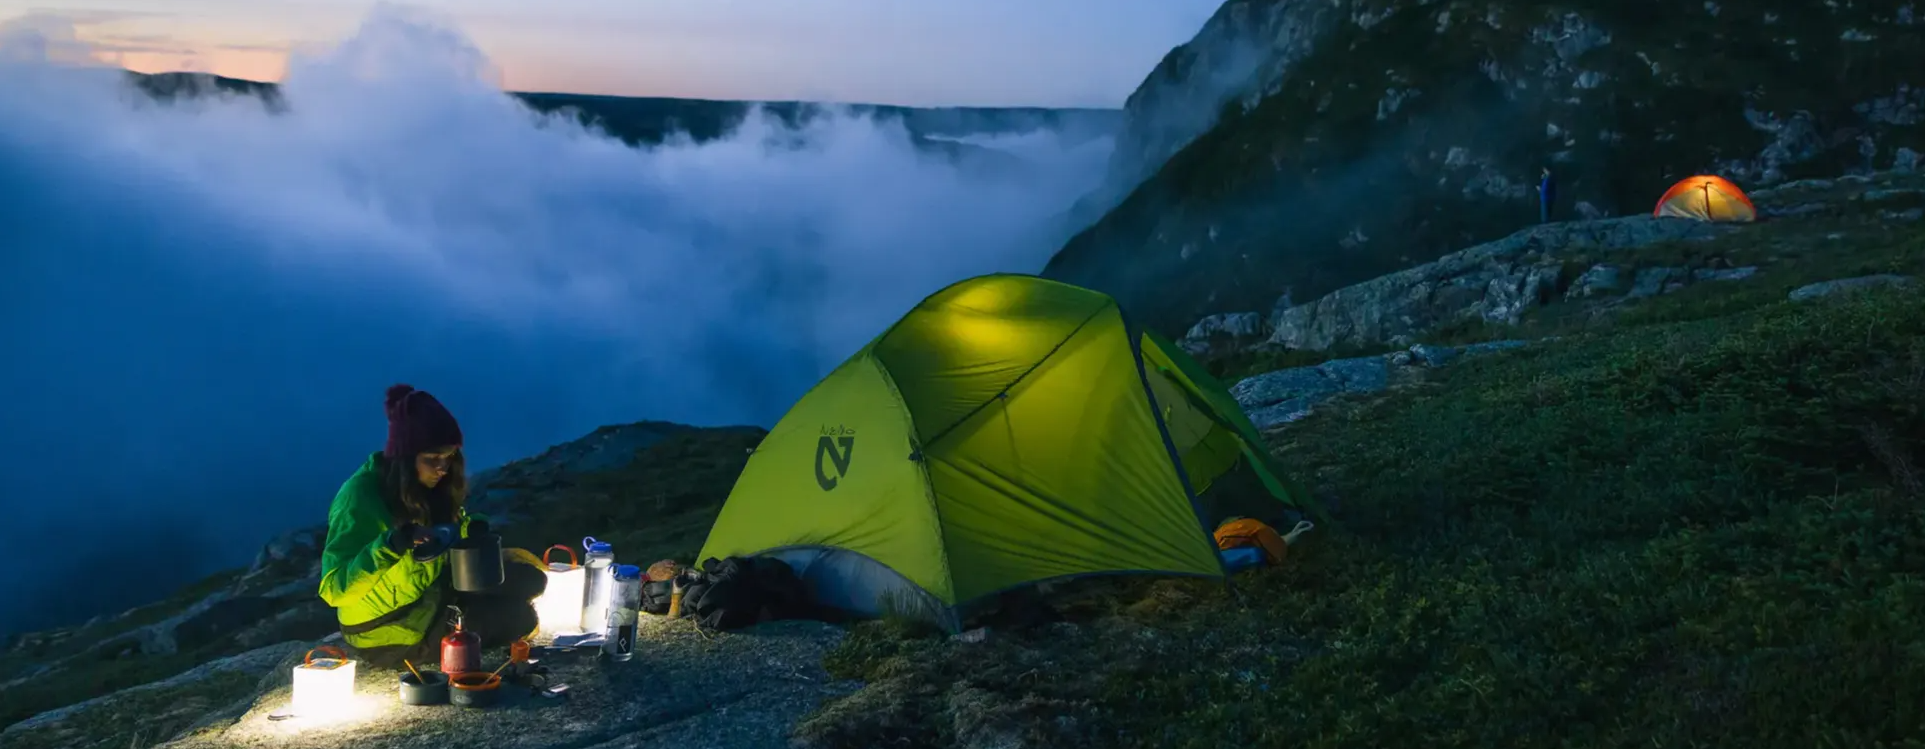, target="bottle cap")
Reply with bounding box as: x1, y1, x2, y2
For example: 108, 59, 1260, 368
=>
614, 564, 642, 580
